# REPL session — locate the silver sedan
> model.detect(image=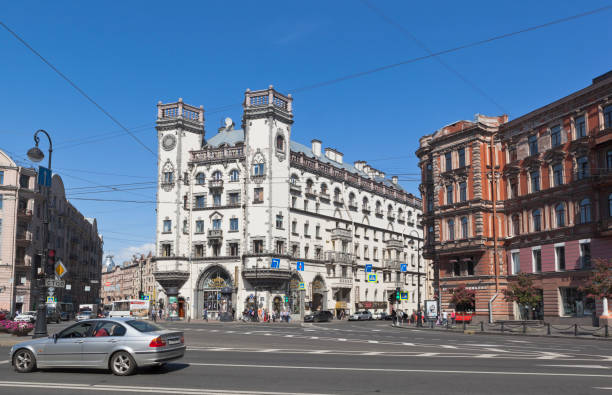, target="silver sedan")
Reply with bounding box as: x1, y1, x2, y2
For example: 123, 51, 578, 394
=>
9, 317, 185, 375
